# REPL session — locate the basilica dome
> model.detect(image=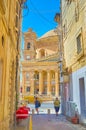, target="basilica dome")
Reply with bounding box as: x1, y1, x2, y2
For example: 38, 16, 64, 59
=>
38, 29, 57, 39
